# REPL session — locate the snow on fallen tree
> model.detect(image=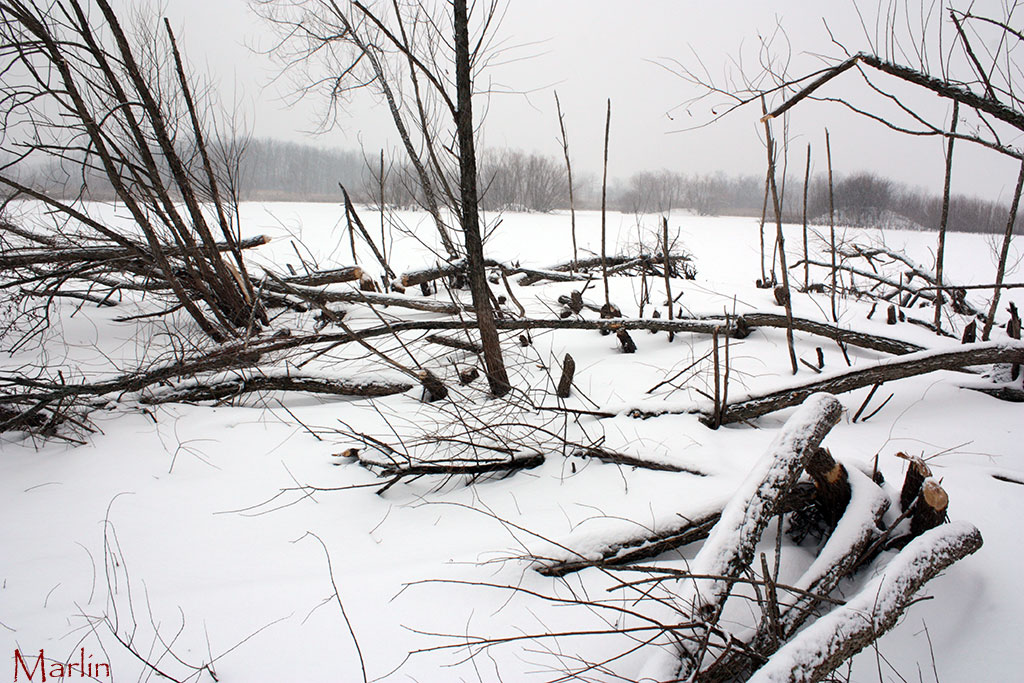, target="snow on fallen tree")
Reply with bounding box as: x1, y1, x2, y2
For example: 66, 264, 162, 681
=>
625, 340, 1024, 424
677, 394, 843, 622
747, 522, 983, 683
